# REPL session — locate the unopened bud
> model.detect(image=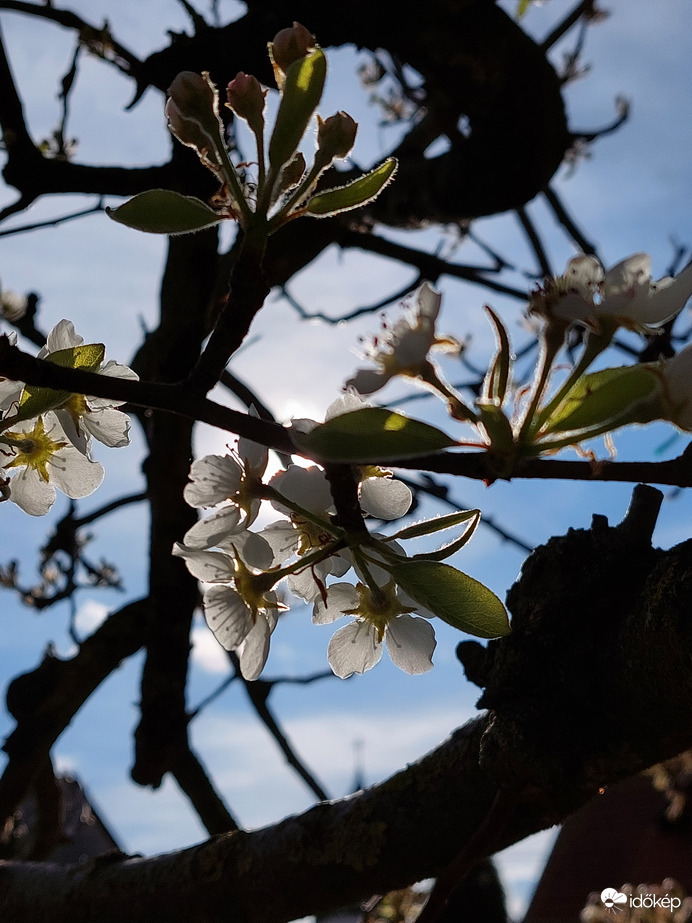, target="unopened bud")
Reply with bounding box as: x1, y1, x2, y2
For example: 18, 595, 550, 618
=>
226, 72, 266, 136
269, 22, 316, 86
316, 111, 358, 168
166, 71, 224, 156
